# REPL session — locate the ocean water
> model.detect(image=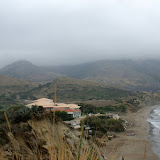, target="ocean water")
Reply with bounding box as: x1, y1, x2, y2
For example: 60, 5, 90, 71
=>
147, 106, 160, 158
